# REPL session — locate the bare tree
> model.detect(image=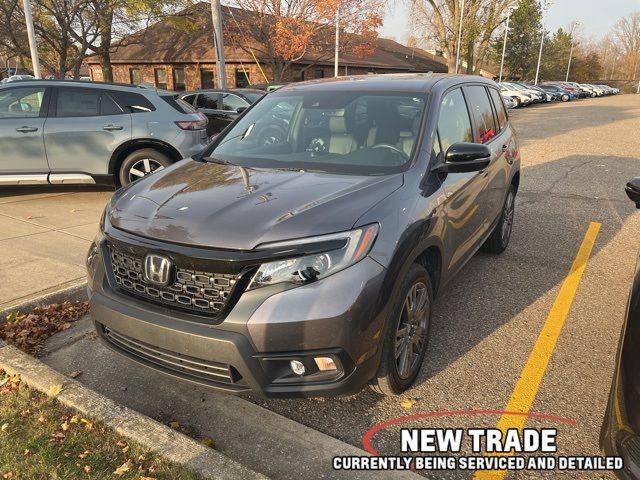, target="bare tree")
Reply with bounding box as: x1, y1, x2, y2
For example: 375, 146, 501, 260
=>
223, 0, 384, 81
410, 0, 514, 74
